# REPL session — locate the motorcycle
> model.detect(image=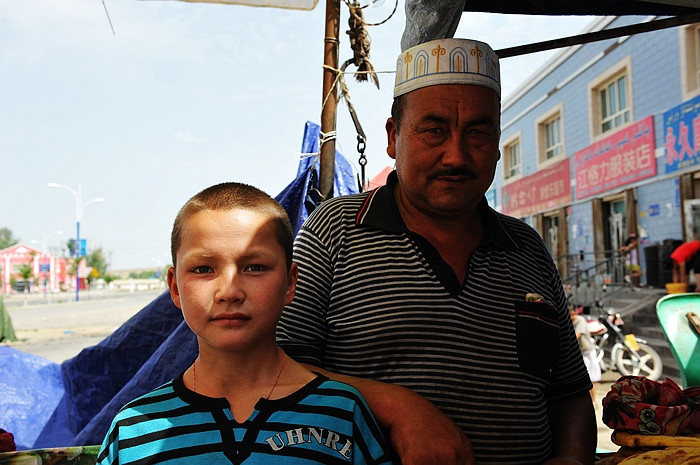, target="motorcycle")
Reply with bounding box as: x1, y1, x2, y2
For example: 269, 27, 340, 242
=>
584, 299, 663, 380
